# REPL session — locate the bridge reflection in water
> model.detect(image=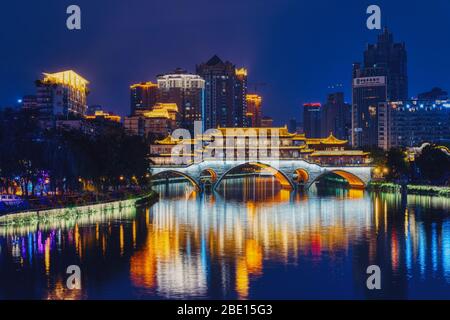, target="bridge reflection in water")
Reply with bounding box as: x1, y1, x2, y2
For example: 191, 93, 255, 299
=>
1, 177, 450, 299
140, 179, 371, 298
